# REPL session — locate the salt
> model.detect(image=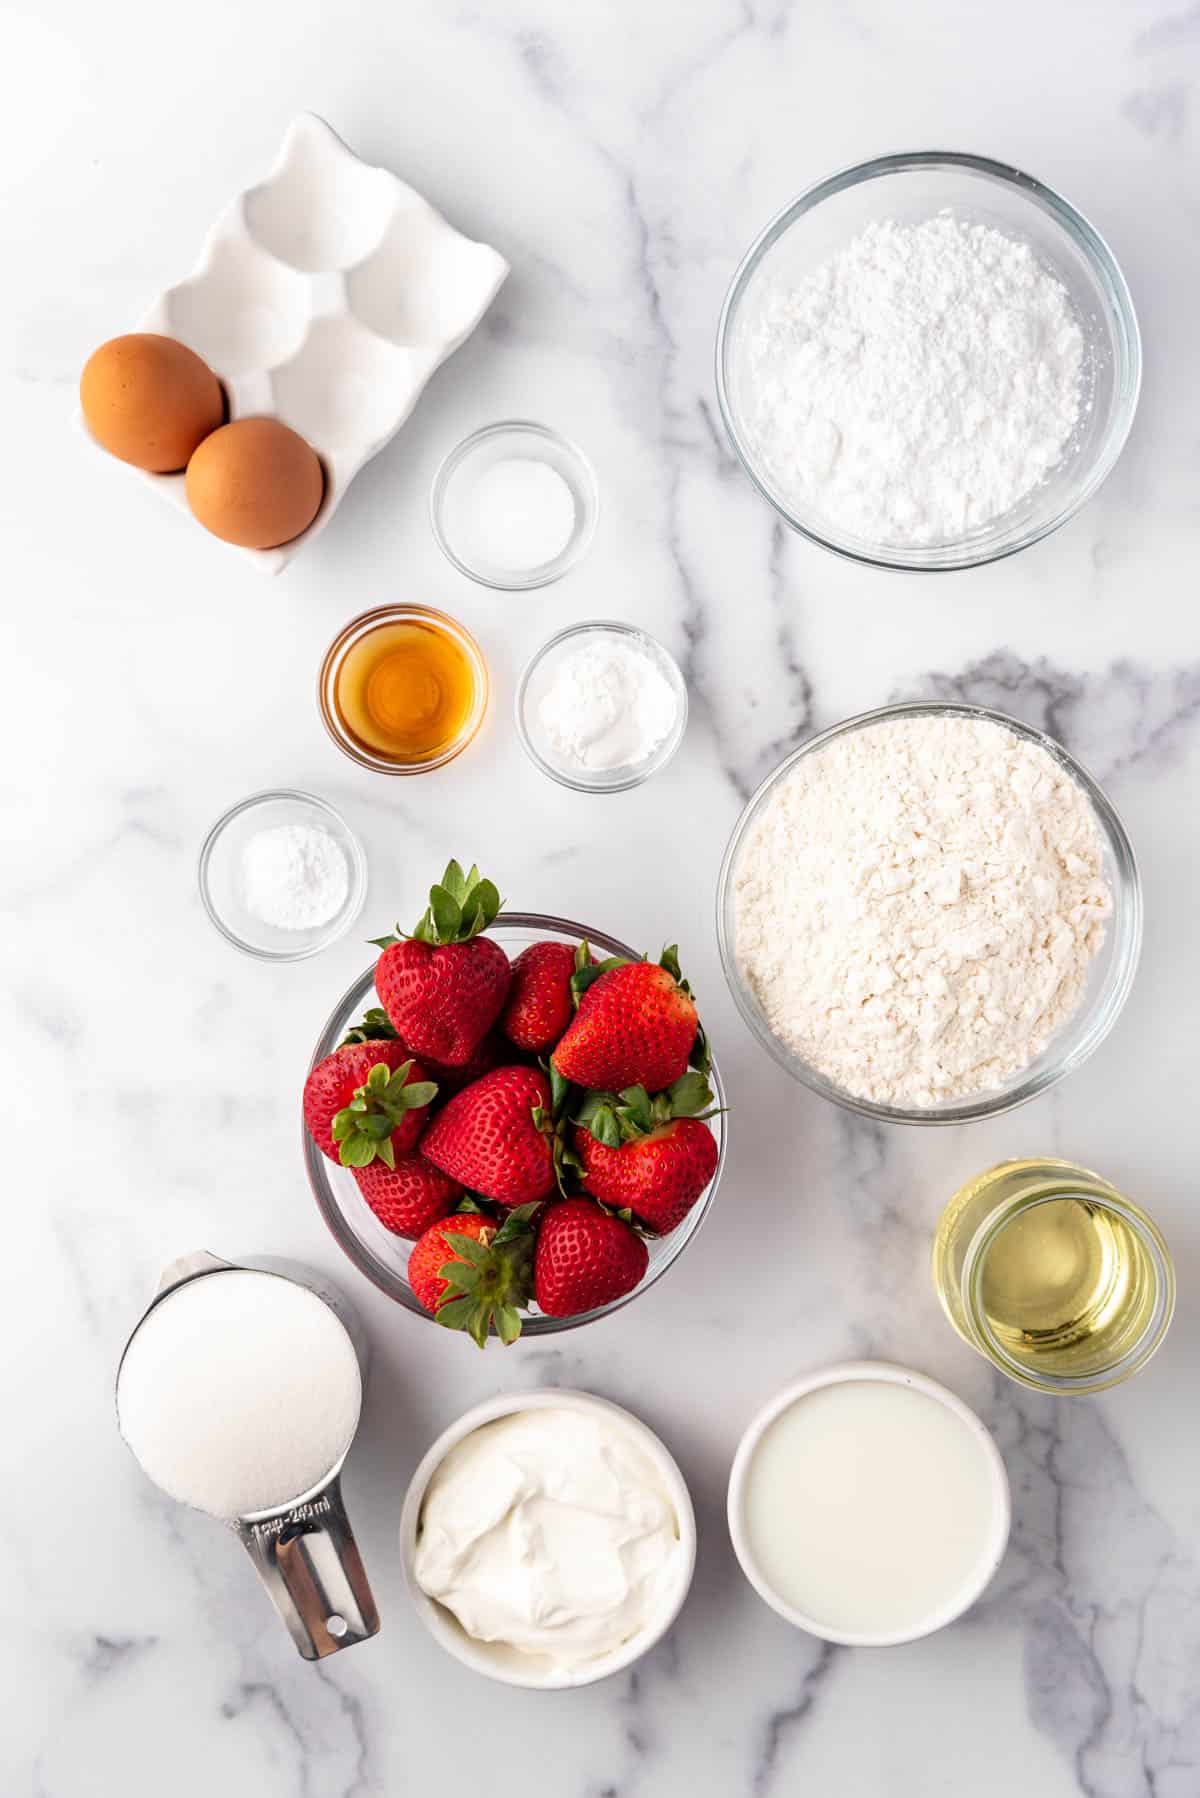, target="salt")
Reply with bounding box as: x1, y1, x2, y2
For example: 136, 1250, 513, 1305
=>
467, 457, 576, 572
117, 1269, 362, 1518
240, 822, 349, 931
